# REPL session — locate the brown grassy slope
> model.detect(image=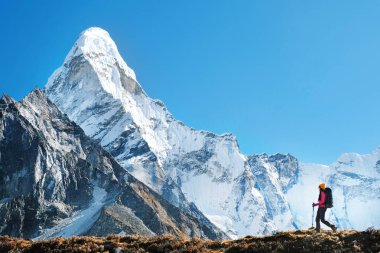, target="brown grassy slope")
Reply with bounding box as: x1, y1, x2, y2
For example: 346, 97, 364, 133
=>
0, 229, 379, 253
